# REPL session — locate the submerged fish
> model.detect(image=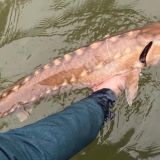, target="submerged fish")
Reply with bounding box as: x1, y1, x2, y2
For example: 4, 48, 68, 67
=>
1, 22, 160, 122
